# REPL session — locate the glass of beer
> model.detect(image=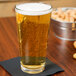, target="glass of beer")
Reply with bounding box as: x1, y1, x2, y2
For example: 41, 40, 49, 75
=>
15, 3, 52, 74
